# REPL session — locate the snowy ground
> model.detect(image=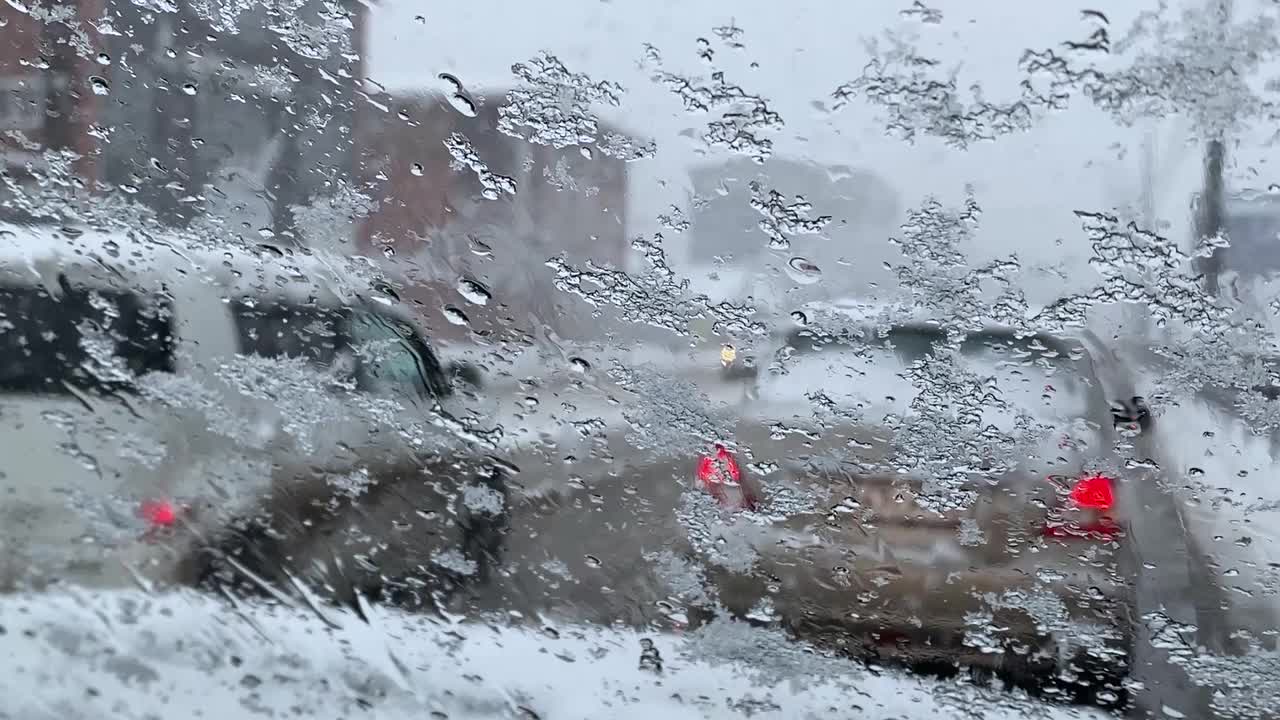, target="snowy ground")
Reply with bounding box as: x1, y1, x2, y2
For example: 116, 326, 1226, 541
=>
0, 590, 1110, 720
